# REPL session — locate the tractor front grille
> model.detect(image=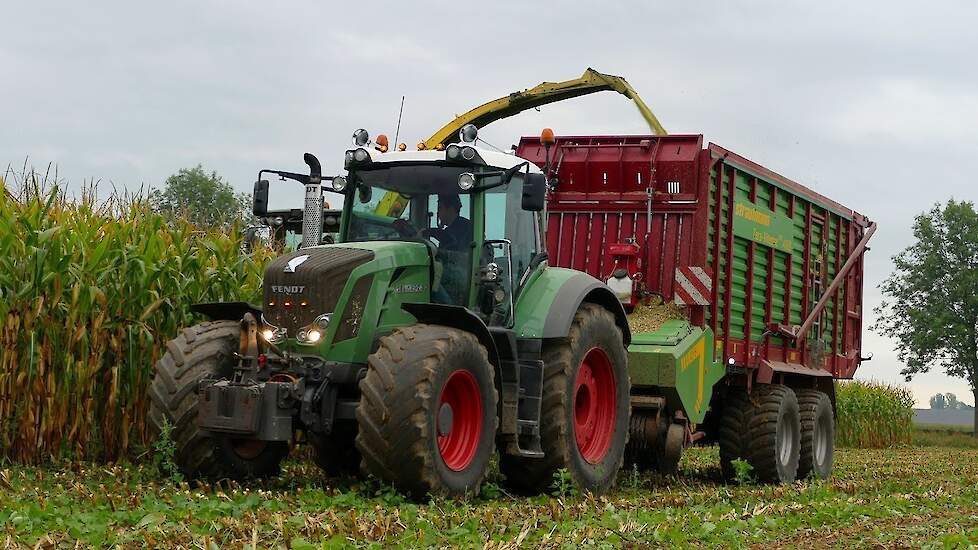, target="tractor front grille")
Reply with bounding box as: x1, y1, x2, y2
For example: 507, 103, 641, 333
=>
262, 247, 374, 334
